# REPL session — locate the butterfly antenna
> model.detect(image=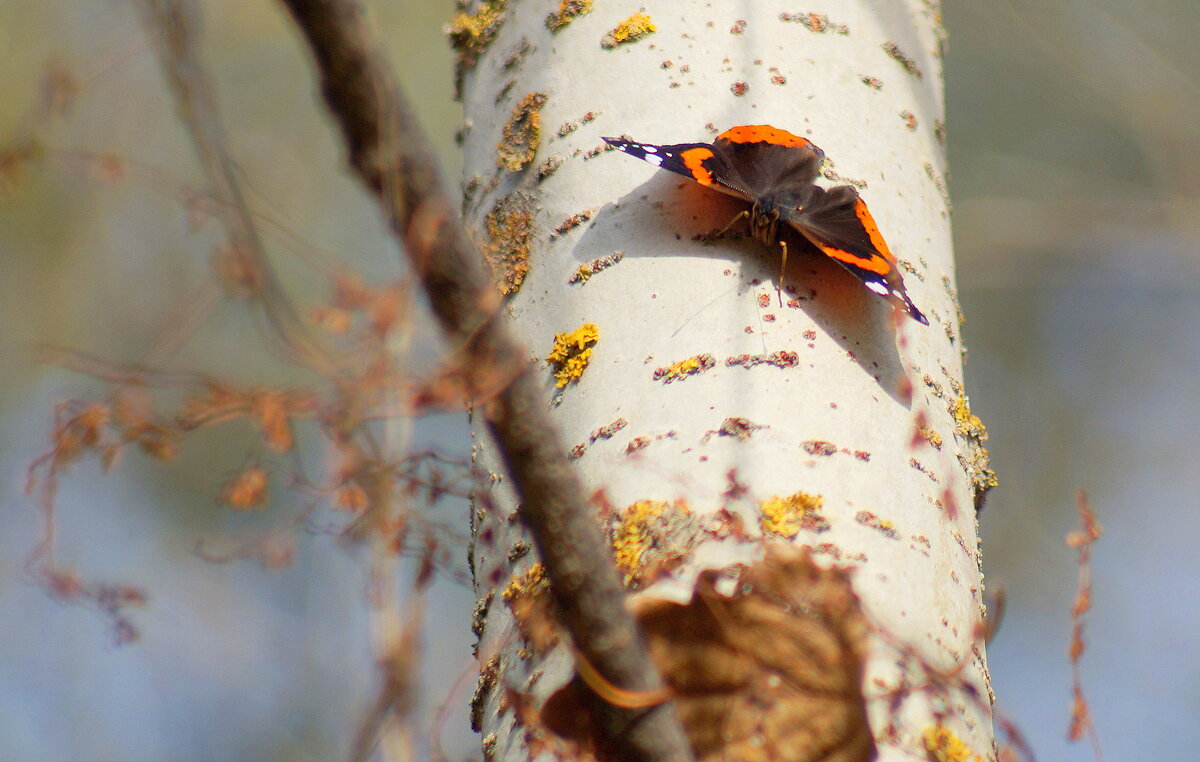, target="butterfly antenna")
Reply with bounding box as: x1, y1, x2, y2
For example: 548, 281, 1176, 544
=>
778, 240, 788, 306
